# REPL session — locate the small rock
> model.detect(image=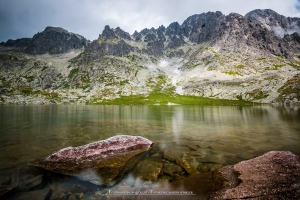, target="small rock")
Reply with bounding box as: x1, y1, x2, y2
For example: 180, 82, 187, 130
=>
133, 160, 163, 182
16, 166, 45, 191
172, 174, 186, 181
49, 190, 68, 200
197, 165, 210, 173
163, 146, 187, 162
188, 152, 202, 156
198, 155, 221, 164
176, 158, 198, 175
163, 164, 183, 176
68, 193, 82, 200
187, 144, 198, 151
